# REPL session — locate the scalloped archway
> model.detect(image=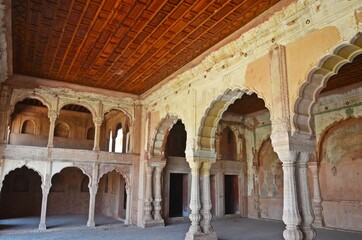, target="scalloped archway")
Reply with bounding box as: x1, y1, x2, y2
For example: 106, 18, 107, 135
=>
197, 89, 267, 152
294, 32, 362, 136
149, 115, 180, 159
